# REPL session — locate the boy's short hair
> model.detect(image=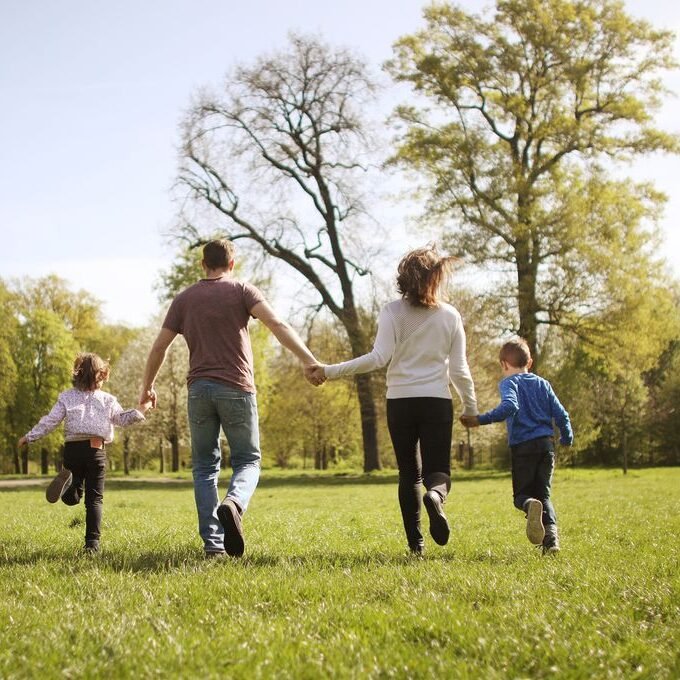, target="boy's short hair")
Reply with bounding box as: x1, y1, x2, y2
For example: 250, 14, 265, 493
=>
203, 239, 235, 270
72, 353, 110, 391
499, 338, 531, 368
